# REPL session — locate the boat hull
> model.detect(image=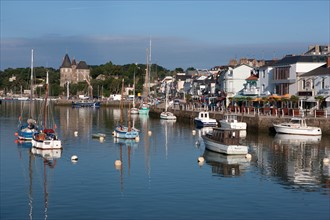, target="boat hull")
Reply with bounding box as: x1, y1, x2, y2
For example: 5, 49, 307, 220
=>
194, 119, 217, 128
113, 126, 139, 139
17, 125, 38, 140
138, 108, 149, 115
32, 138, 62, 149
202, 135, 248, 155
160, 112, 177, 120
130, 107, 139, 114
273, 124, 322, 135
72, 101, 101, 108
